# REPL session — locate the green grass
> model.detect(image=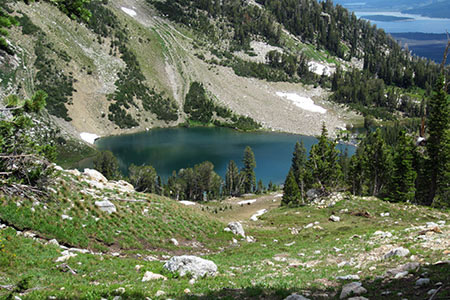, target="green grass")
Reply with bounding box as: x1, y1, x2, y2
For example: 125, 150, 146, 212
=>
1, 184, 449, 299
0, 171, 230, 254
